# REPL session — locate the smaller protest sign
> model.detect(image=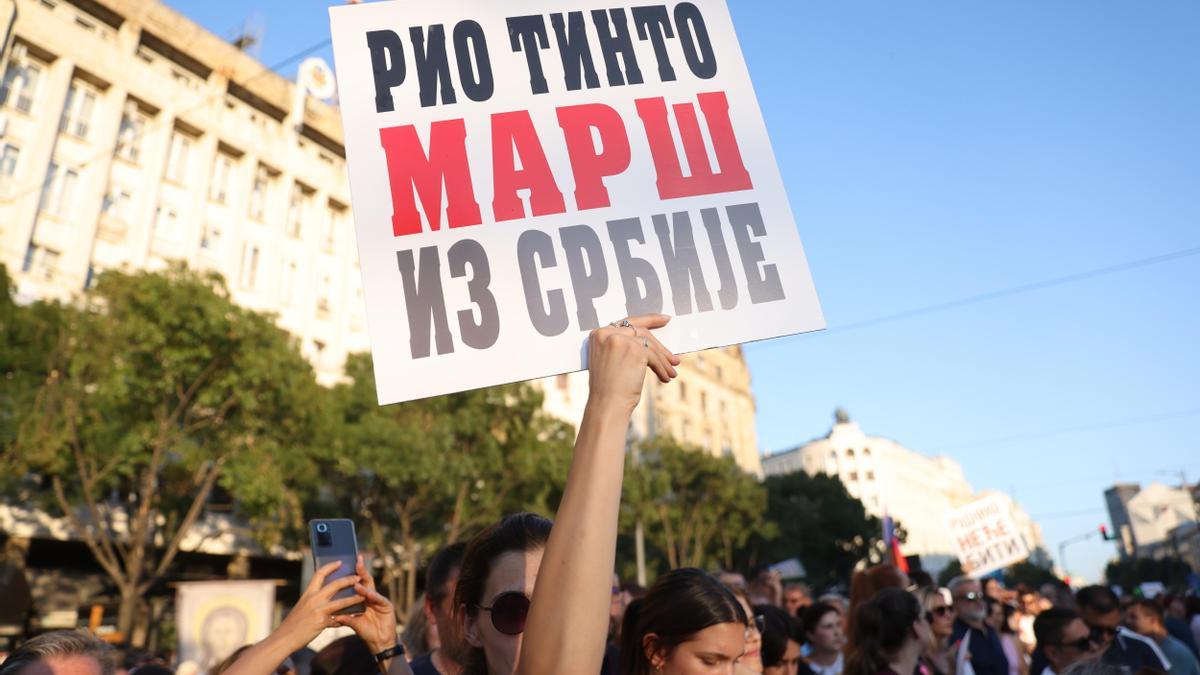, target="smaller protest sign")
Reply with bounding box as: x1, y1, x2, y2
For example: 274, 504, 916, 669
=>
944, 494, 1030, 578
